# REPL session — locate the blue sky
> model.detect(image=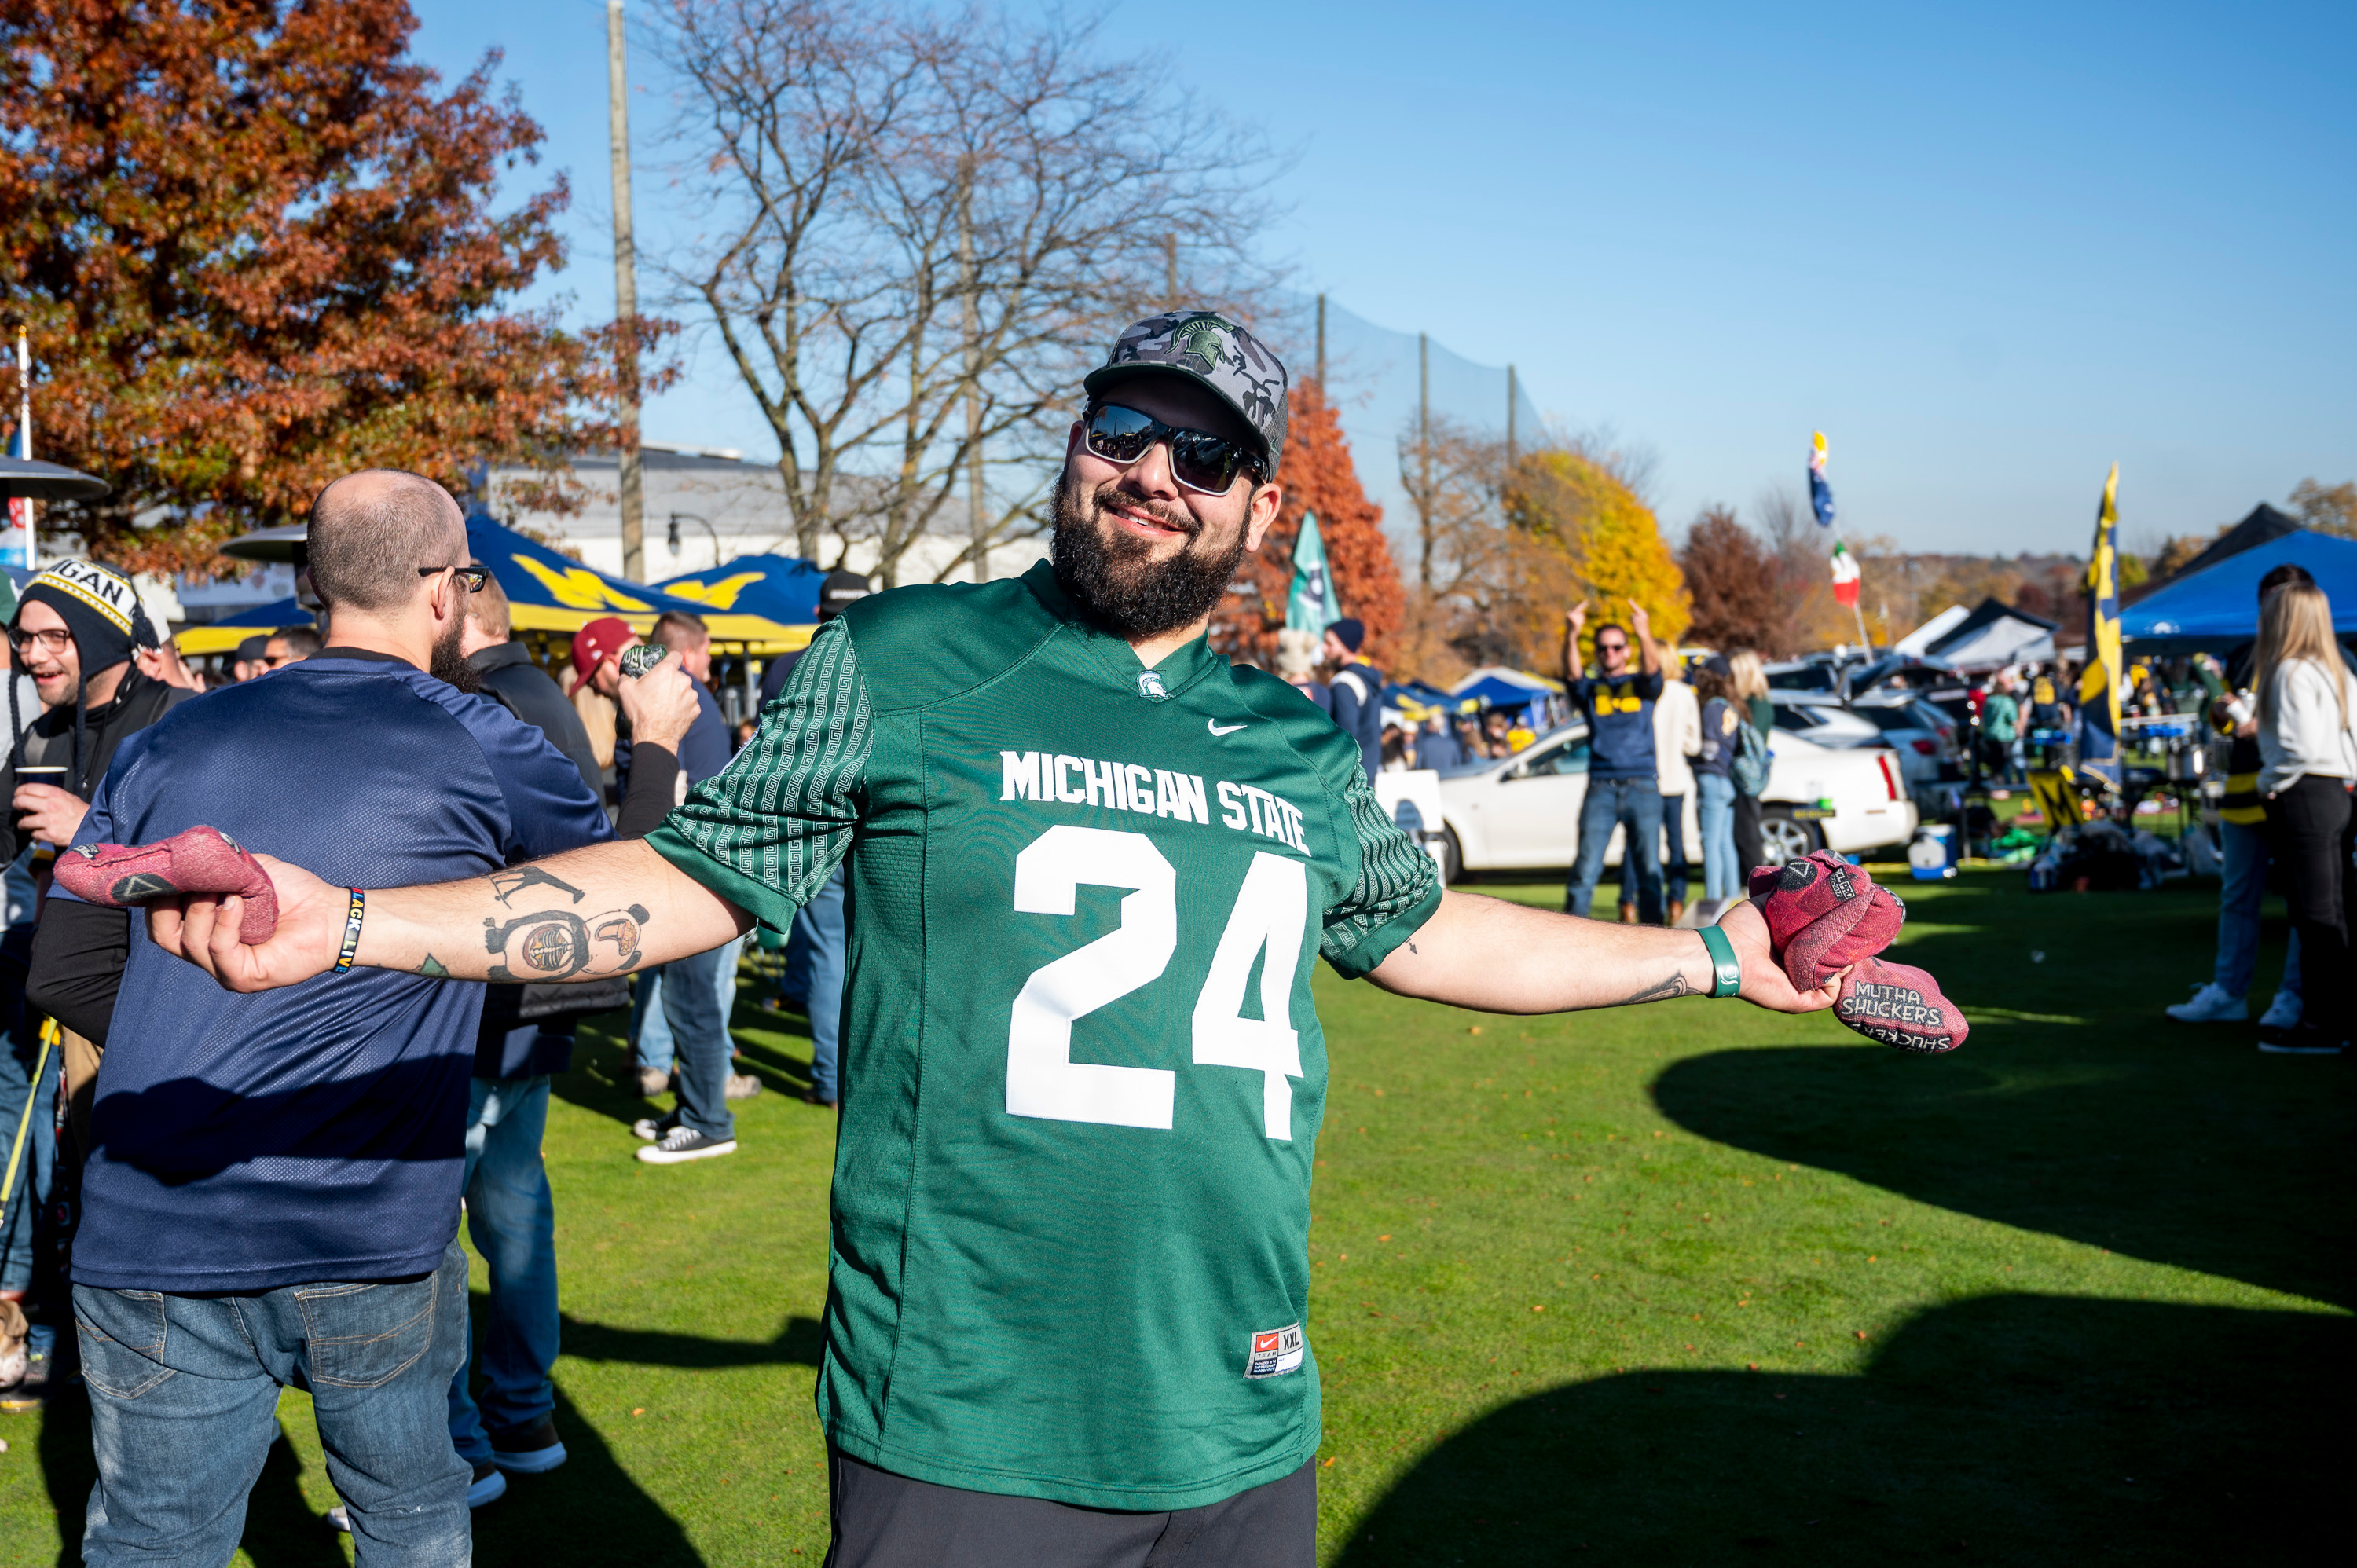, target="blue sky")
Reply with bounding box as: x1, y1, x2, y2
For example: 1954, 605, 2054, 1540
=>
409, 0, 2354, 556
